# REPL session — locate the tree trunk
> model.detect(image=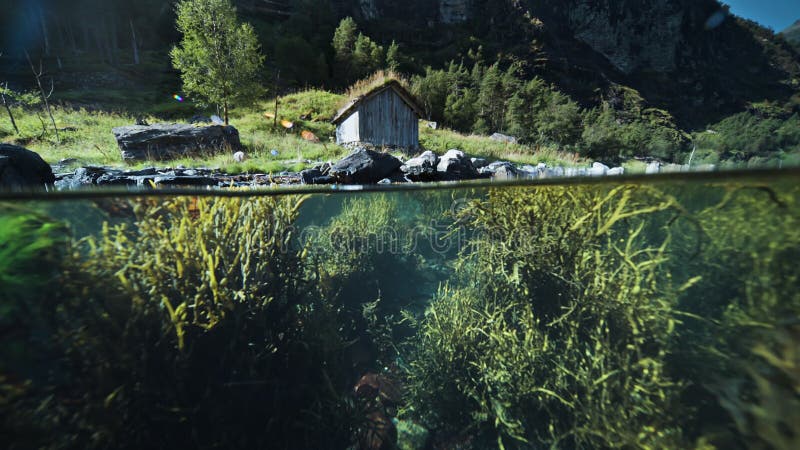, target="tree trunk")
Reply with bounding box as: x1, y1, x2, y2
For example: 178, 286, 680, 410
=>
67, 20, 78, 54
130, 19, 140, 65
37, 5, 50, 56
110, 16, 119, 65
224, 99, 229, 126
56, 16, 67, 52
1, 84, 20, 135
93, 25, 103, 58
273, 70, 280, 128
82, 22, 90, 52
